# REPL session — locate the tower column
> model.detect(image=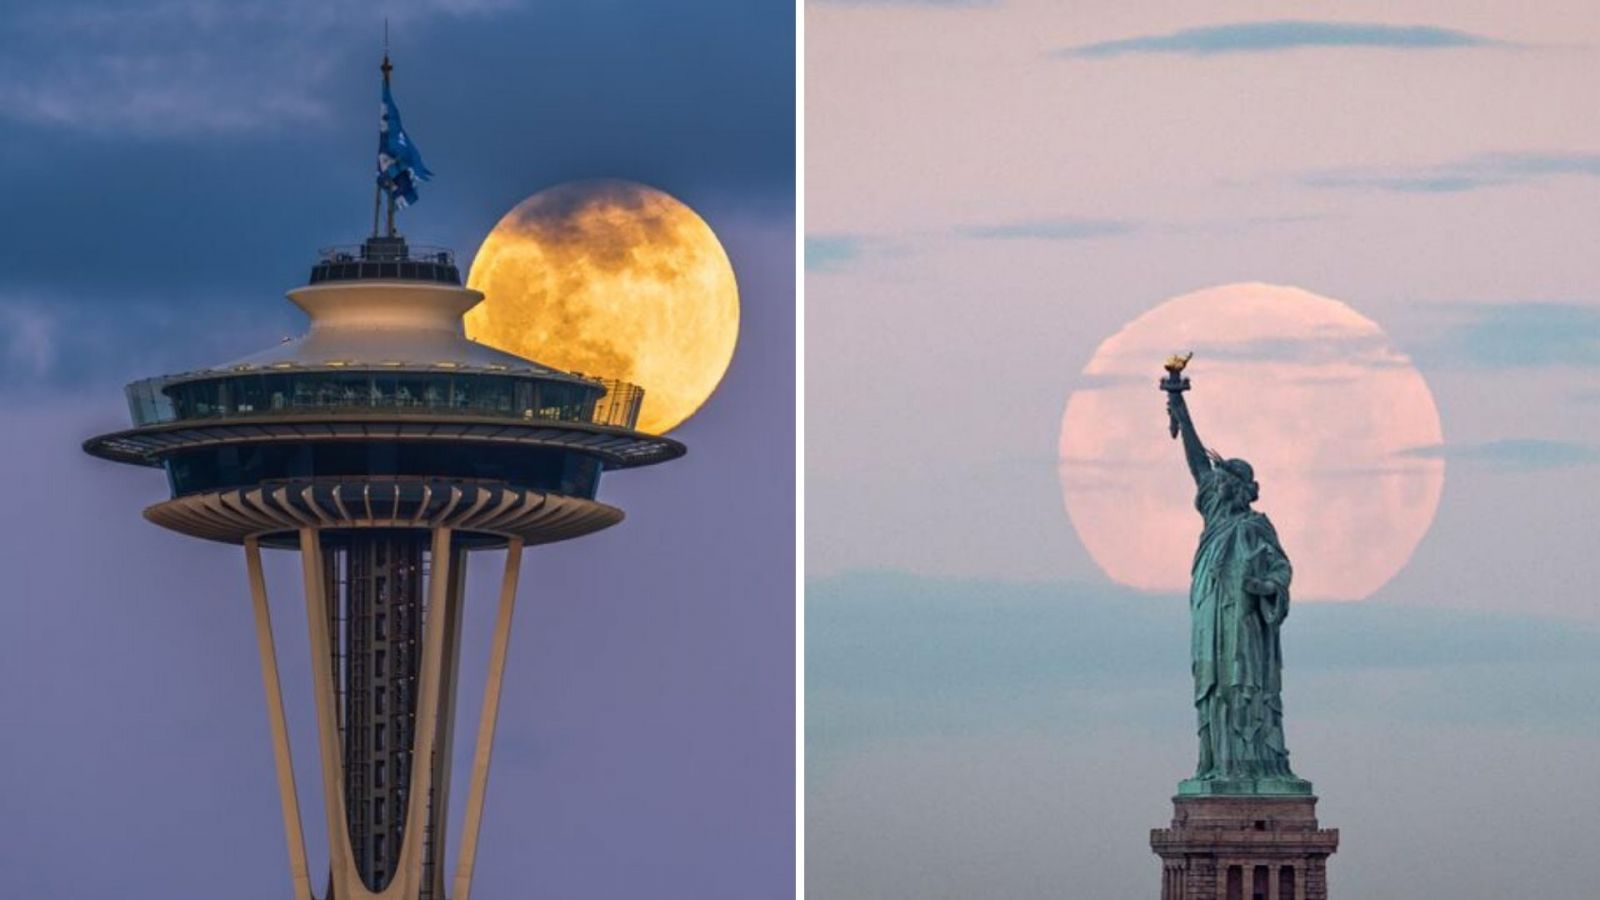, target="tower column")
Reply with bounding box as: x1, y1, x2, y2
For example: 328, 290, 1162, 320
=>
454, 537, 525, 900
245, 537, 314, 900
300, 528, 360, 894
297, 526, 458, 900
385, 528, 456, 899
341, 529, 434, 892
426, 545, 470, 900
